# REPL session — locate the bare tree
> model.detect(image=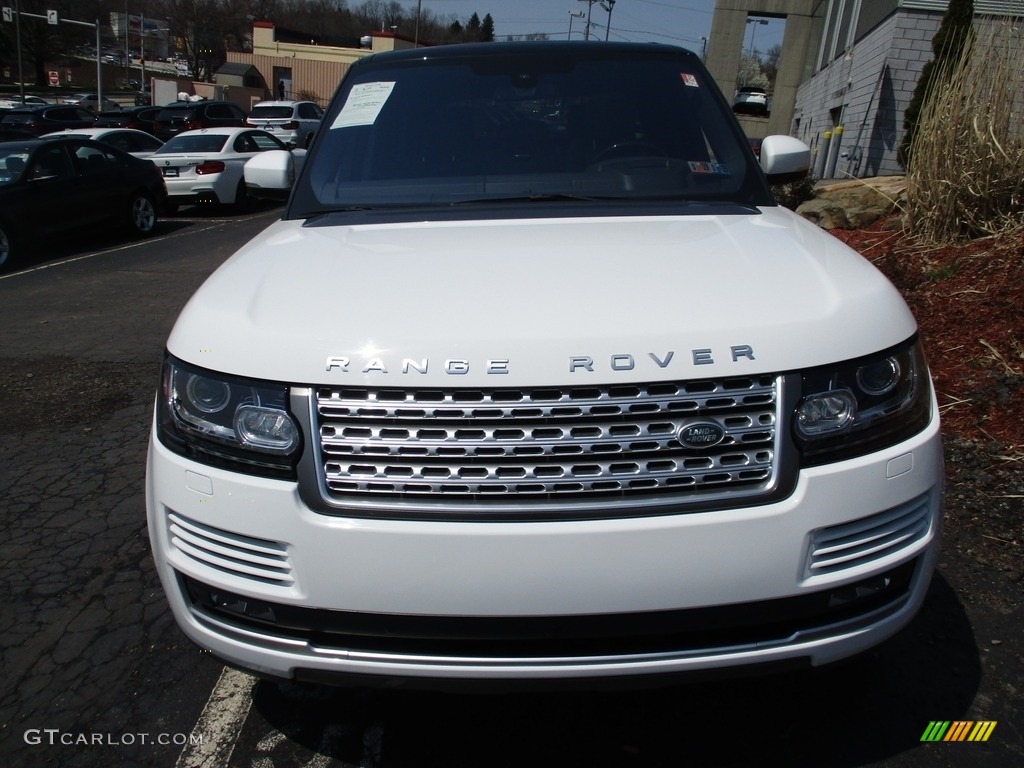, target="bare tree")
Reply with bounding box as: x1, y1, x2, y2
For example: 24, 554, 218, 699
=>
152, 0, 229, 82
